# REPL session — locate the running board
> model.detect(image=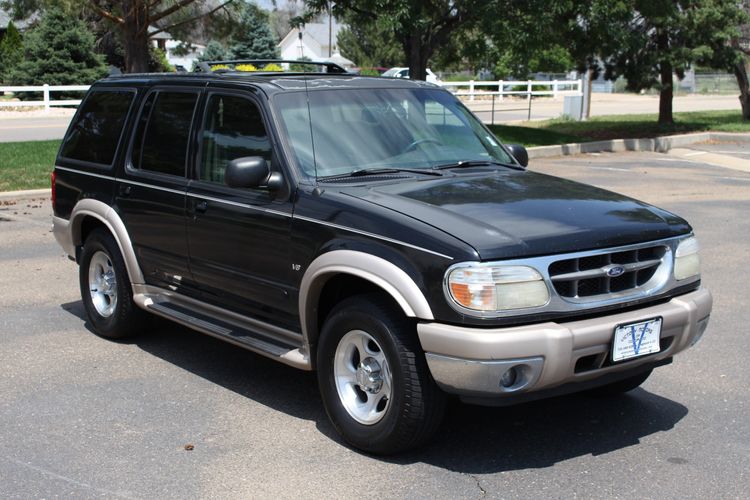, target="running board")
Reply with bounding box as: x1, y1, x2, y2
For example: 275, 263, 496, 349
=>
132, 287, 311, 370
